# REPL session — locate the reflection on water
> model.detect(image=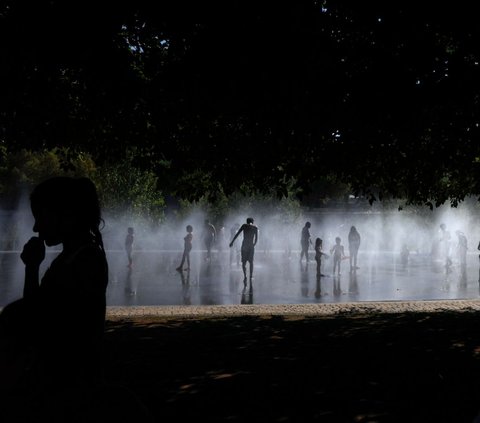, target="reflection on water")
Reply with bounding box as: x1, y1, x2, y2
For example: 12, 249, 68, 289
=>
1, 250, 480, 307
